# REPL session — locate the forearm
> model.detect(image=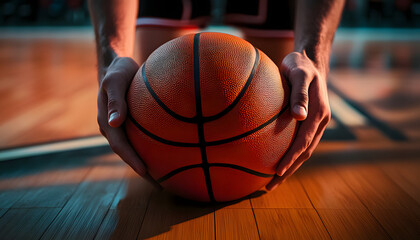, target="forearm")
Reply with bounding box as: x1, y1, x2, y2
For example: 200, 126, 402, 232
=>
294, 0, 345, 75
88, 0, 138, 79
